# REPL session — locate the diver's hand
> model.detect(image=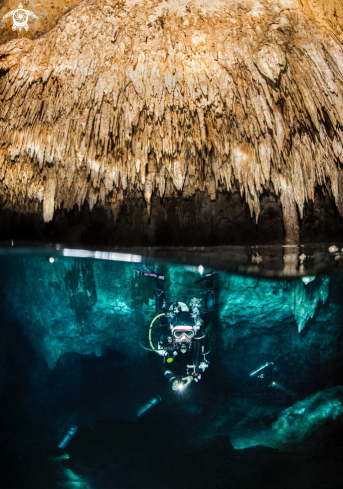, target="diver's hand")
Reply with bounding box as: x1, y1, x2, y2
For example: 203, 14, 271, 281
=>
181, 375, 193, 387
171, 376, 193, 391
